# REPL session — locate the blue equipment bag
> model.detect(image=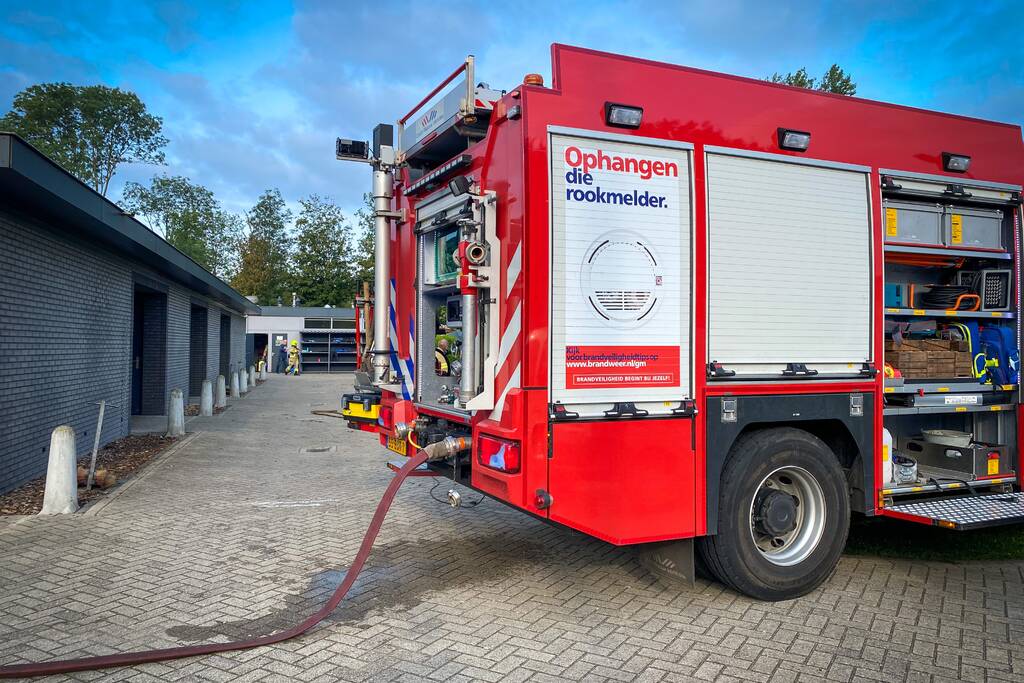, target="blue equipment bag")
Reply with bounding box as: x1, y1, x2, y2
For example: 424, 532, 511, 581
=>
979, 325, 1020, 386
